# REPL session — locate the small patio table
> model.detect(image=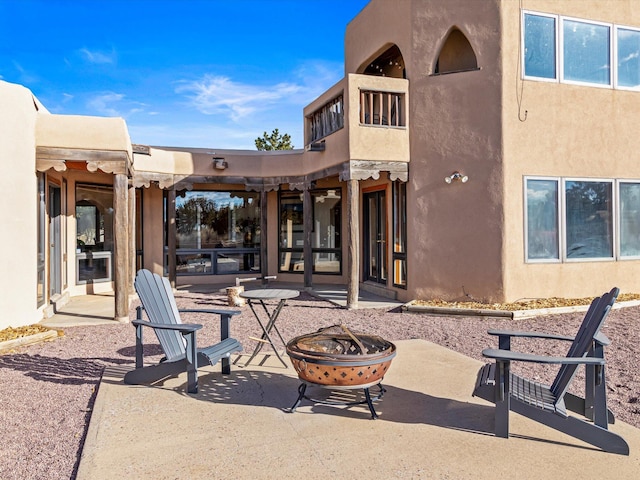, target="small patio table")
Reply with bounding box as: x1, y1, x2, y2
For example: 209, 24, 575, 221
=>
240, 288, 299, 367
